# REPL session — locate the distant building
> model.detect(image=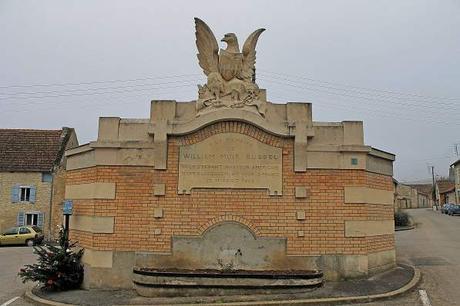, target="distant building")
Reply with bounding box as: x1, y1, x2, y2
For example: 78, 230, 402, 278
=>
408, 179, 456, 206
0, 128, 78, 239
450, 160, 460, 204
394, 182, 433, 209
